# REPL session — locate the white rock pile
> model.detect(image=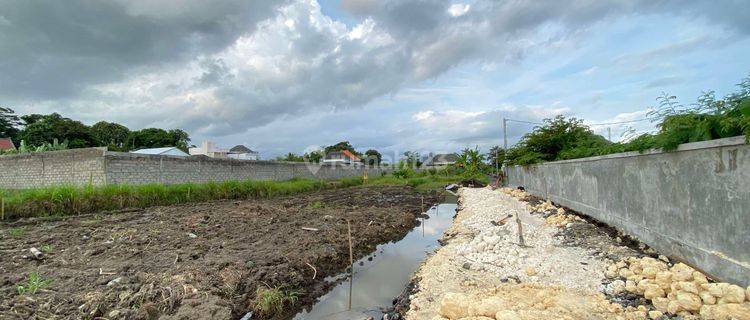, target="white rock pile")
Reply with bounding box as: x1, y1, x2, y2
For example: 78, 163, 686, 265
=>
605, 256, 750, 319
